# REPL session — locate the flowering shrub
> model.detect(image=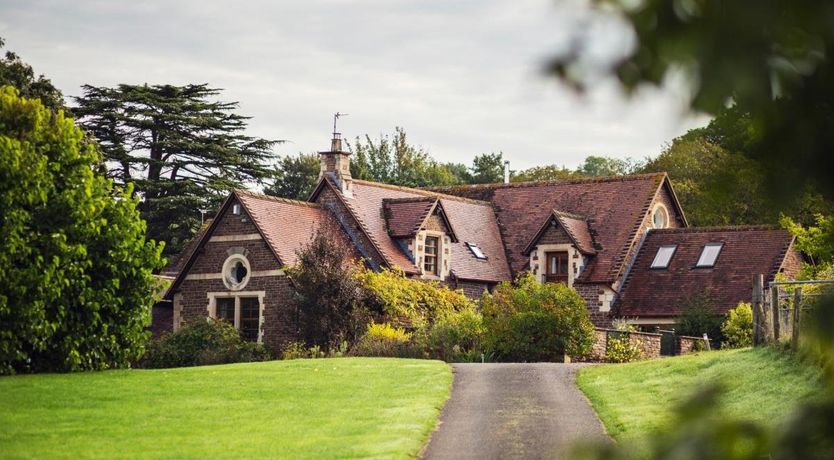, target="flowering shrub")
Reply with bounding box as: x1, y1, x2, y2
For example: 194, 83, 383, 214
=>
605, 334, 644, 363
352, 323, 417, 358
721, 302, 753, 349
